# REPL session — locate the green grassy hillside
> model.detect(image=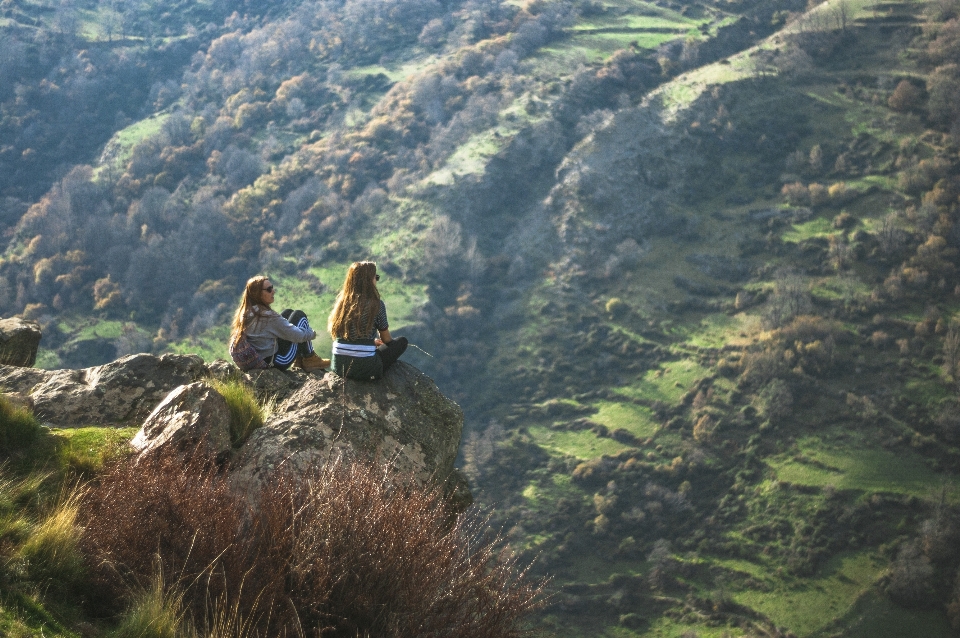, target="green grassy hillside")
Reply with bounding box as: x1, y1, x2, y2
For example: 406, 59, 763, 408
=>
5, 0, 960, 634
